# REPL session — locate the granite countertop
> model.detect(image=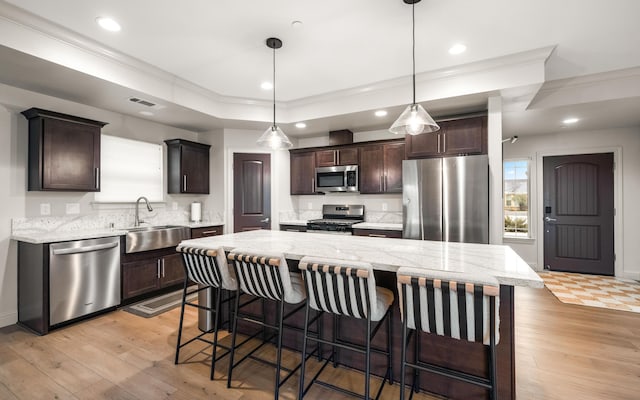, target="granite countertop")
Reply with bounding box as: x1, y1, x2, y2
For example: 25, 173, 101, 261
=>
12, 221, 225, 244
179, 230, 543, 288
352, 222, 403, 231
